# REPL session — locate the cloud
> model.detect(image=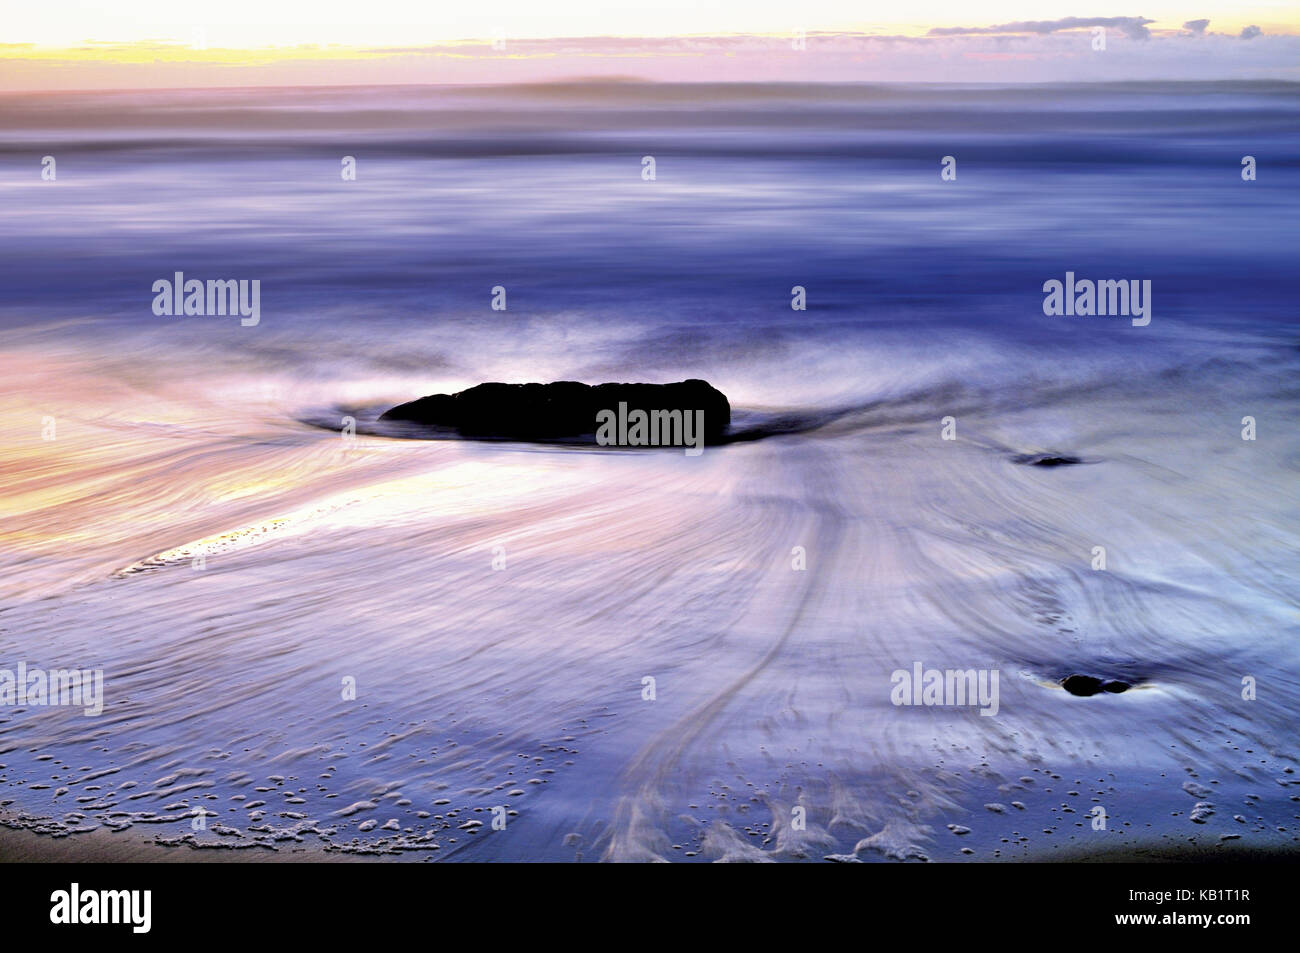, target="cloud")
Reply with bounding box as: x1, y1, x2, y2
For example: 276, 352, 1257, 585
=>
928, 17, 1156, 40
1241, 25, 1262, 40
1182, 19, 1210, 35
